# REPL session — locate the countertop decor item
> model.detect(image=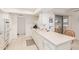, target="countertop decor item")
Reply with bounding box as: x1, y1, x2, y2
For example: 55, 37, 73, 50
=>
33, 24, 38, 29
